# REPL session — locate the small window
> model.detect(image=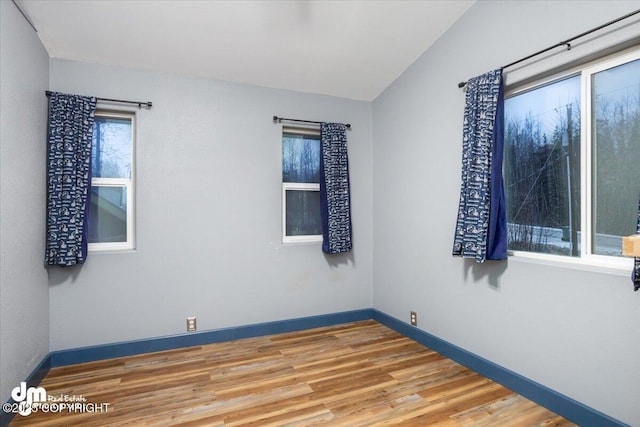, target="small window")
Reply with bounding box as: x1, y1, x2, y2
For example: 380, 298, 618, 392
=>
504, 48, 639, 267
89, 112, 135, 251
282, 127, 322, 243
